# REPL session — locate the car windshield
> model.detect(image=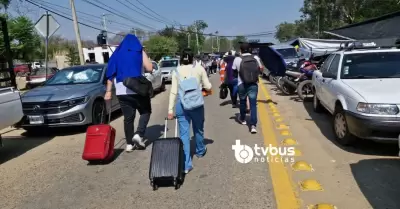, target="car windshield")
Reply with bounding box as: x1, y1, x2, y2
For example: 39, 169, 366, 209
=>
44, 65, 105, 85
340, 52, 400, 79
160, 60, 178, 67
30, 68, 54, 76
276, 48, 298, 59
